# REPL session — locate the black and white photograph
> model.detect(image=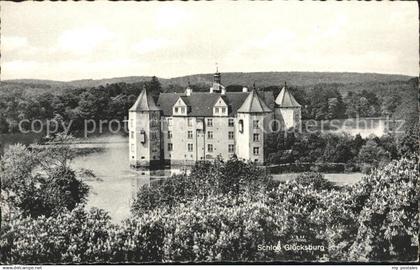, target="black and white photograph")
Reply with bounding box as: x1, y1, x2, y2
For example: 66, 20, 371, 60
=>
0, 1, 418, 267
